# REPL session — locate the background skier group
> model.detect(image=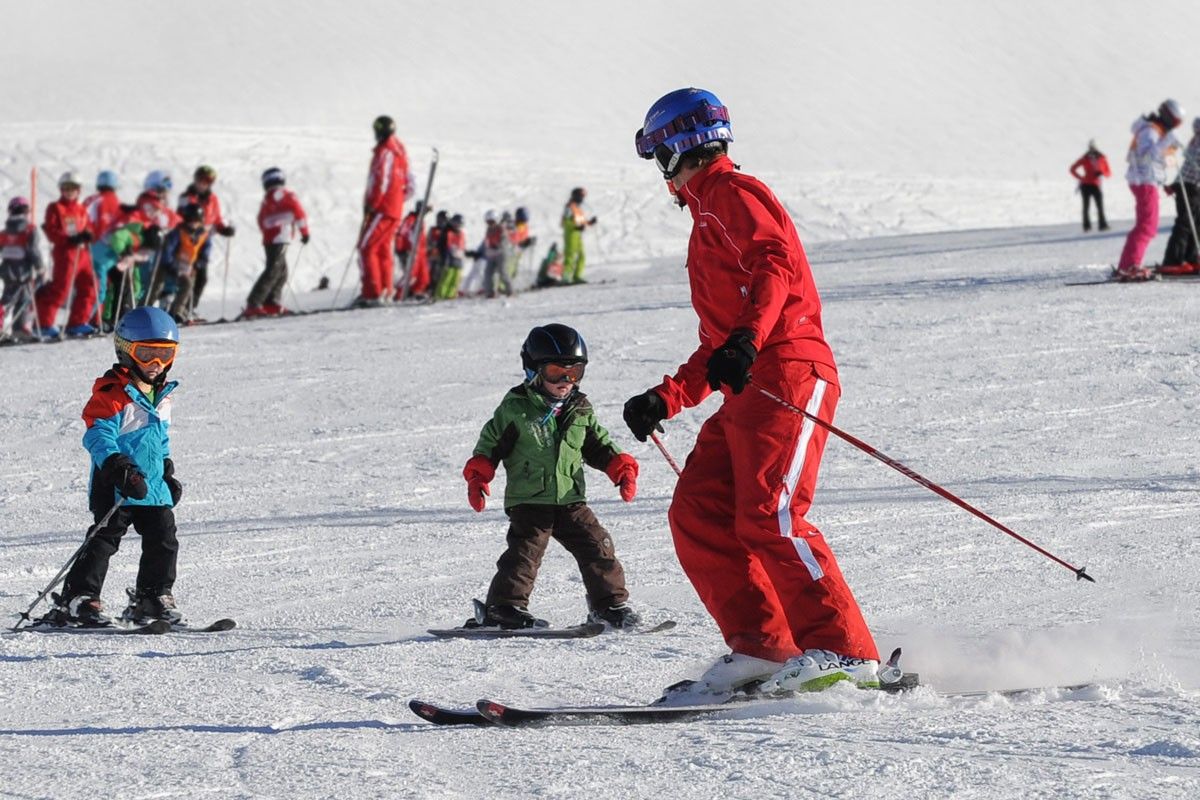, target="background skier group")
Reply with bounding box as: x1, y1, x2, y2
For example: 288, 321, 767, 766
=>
0, 115, 599, 342
1069, 98, 1200, 280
